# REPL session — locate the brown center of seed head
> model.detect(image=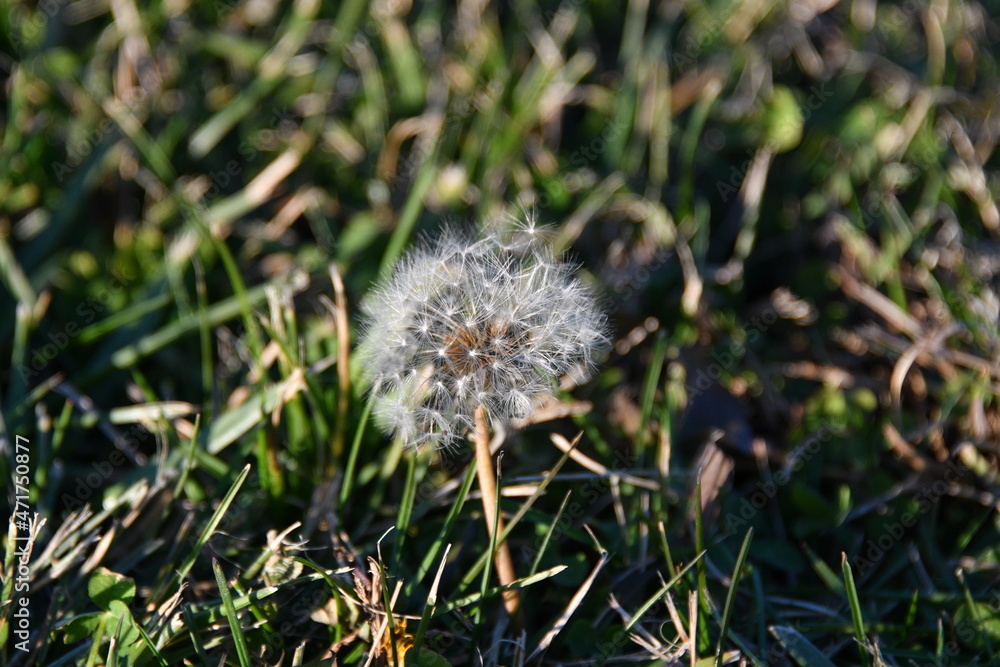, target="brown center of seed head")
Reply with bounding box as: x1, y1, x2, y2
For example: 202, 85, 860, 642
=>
440, 319, 530, 376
